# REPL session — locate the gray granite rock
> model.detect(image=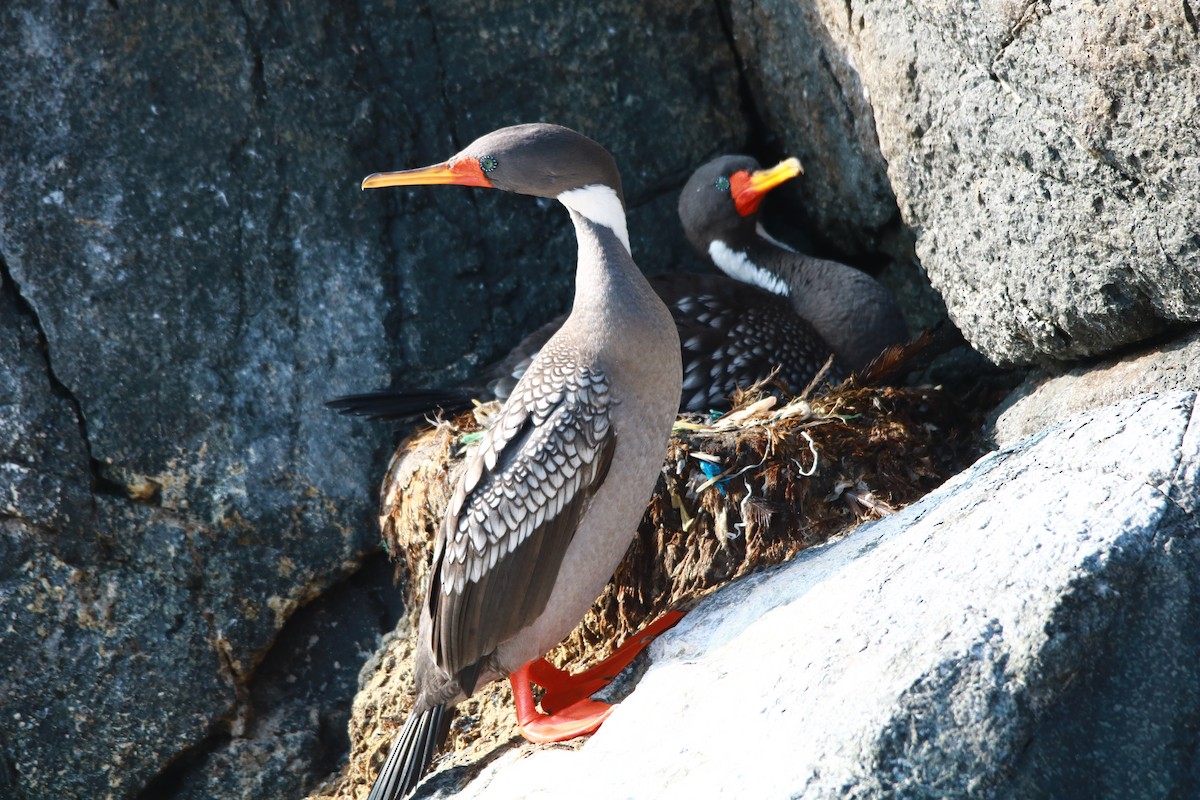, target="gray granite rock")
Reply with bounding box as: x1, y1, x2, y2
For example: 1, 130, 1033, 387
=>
731, 0, 1200, 366
426, 391, 1200, 799
0, 3, 745, 798
991, 328, 1200, 447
